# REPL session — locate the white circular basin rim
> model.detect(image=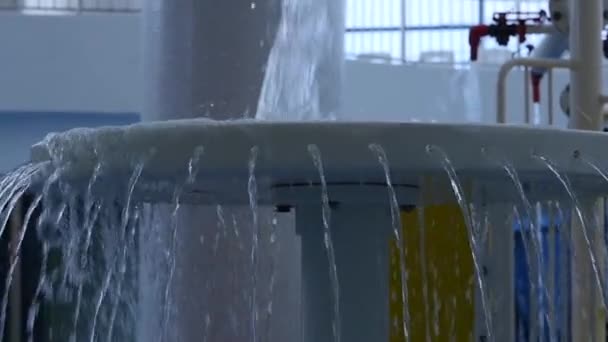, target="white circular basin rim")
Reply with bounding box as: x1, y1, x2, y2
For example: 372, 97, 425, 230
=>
30, 119, 608, 204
